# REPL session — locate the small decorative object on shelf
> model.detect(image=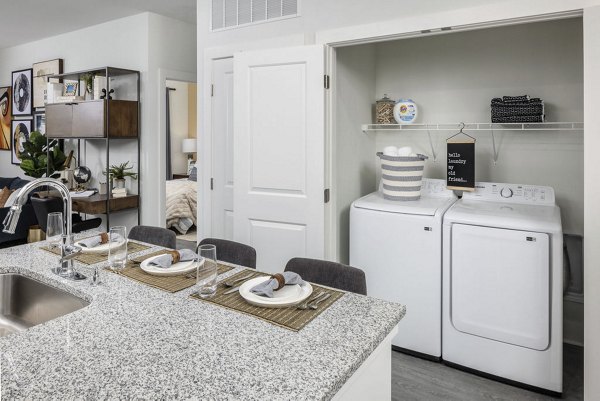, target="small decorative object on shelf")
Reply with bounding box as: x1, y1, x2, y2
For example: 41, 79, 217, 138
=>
112, 187, 128, 198
100, 88, 114, 100
74, 166, 92, 186
104, 161, 138, 190
375, 94, 395, 124
63, 82, 78, 96
393, 99, 418, 124
81, 73, 96, 100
